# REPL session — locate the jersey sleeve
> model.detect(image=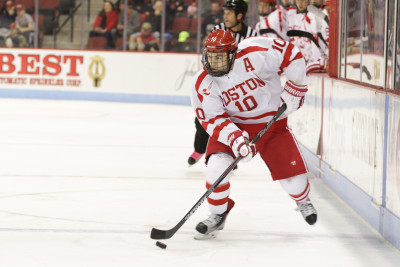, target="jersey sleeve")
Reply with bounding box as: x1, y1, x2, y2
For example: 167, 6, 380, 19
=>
281, 42, 307, 84
238, 37, 306, 84
266, 39, 306, 85
190, 70, 241, 147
